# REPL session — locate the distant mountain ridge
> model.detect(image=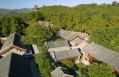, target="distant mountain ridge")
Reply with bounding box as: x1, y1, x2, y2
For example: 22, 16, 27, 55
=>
0, 8, 32, 14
